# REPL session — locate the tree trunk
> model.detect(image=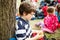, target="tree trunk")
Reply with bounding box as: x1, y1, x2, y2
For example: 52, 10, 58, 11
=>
0, 0, 16, 40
